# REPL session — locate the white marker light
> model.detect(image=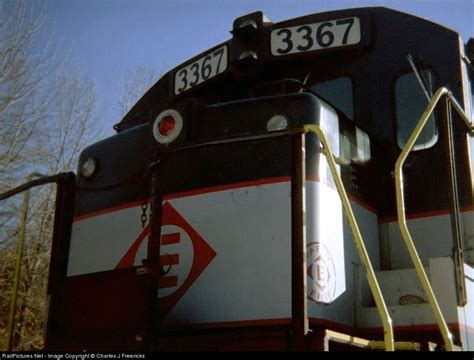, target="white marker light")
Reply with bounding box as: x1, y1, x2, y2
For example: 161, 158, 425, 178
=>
267, 114, 289, 132
81, 157, 98, 178
153, 109, 183, 144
